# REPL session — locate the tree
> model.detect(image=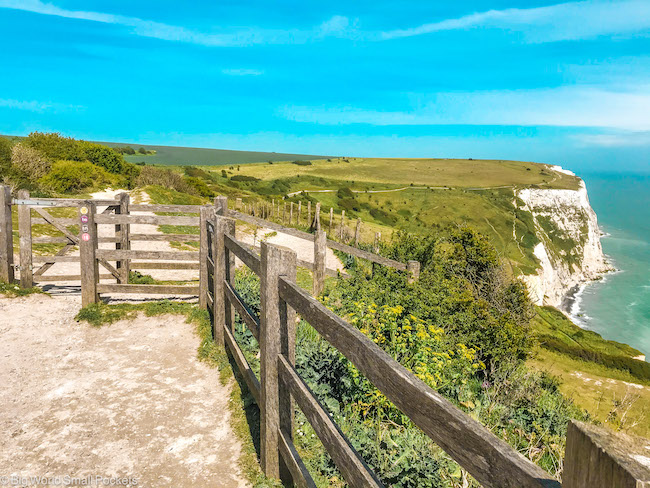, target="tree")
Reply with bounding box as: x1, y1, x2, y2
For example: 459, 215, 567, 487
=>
0, 137, 12, 179
138, 147, 147, 155
11, 144, 51, 180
